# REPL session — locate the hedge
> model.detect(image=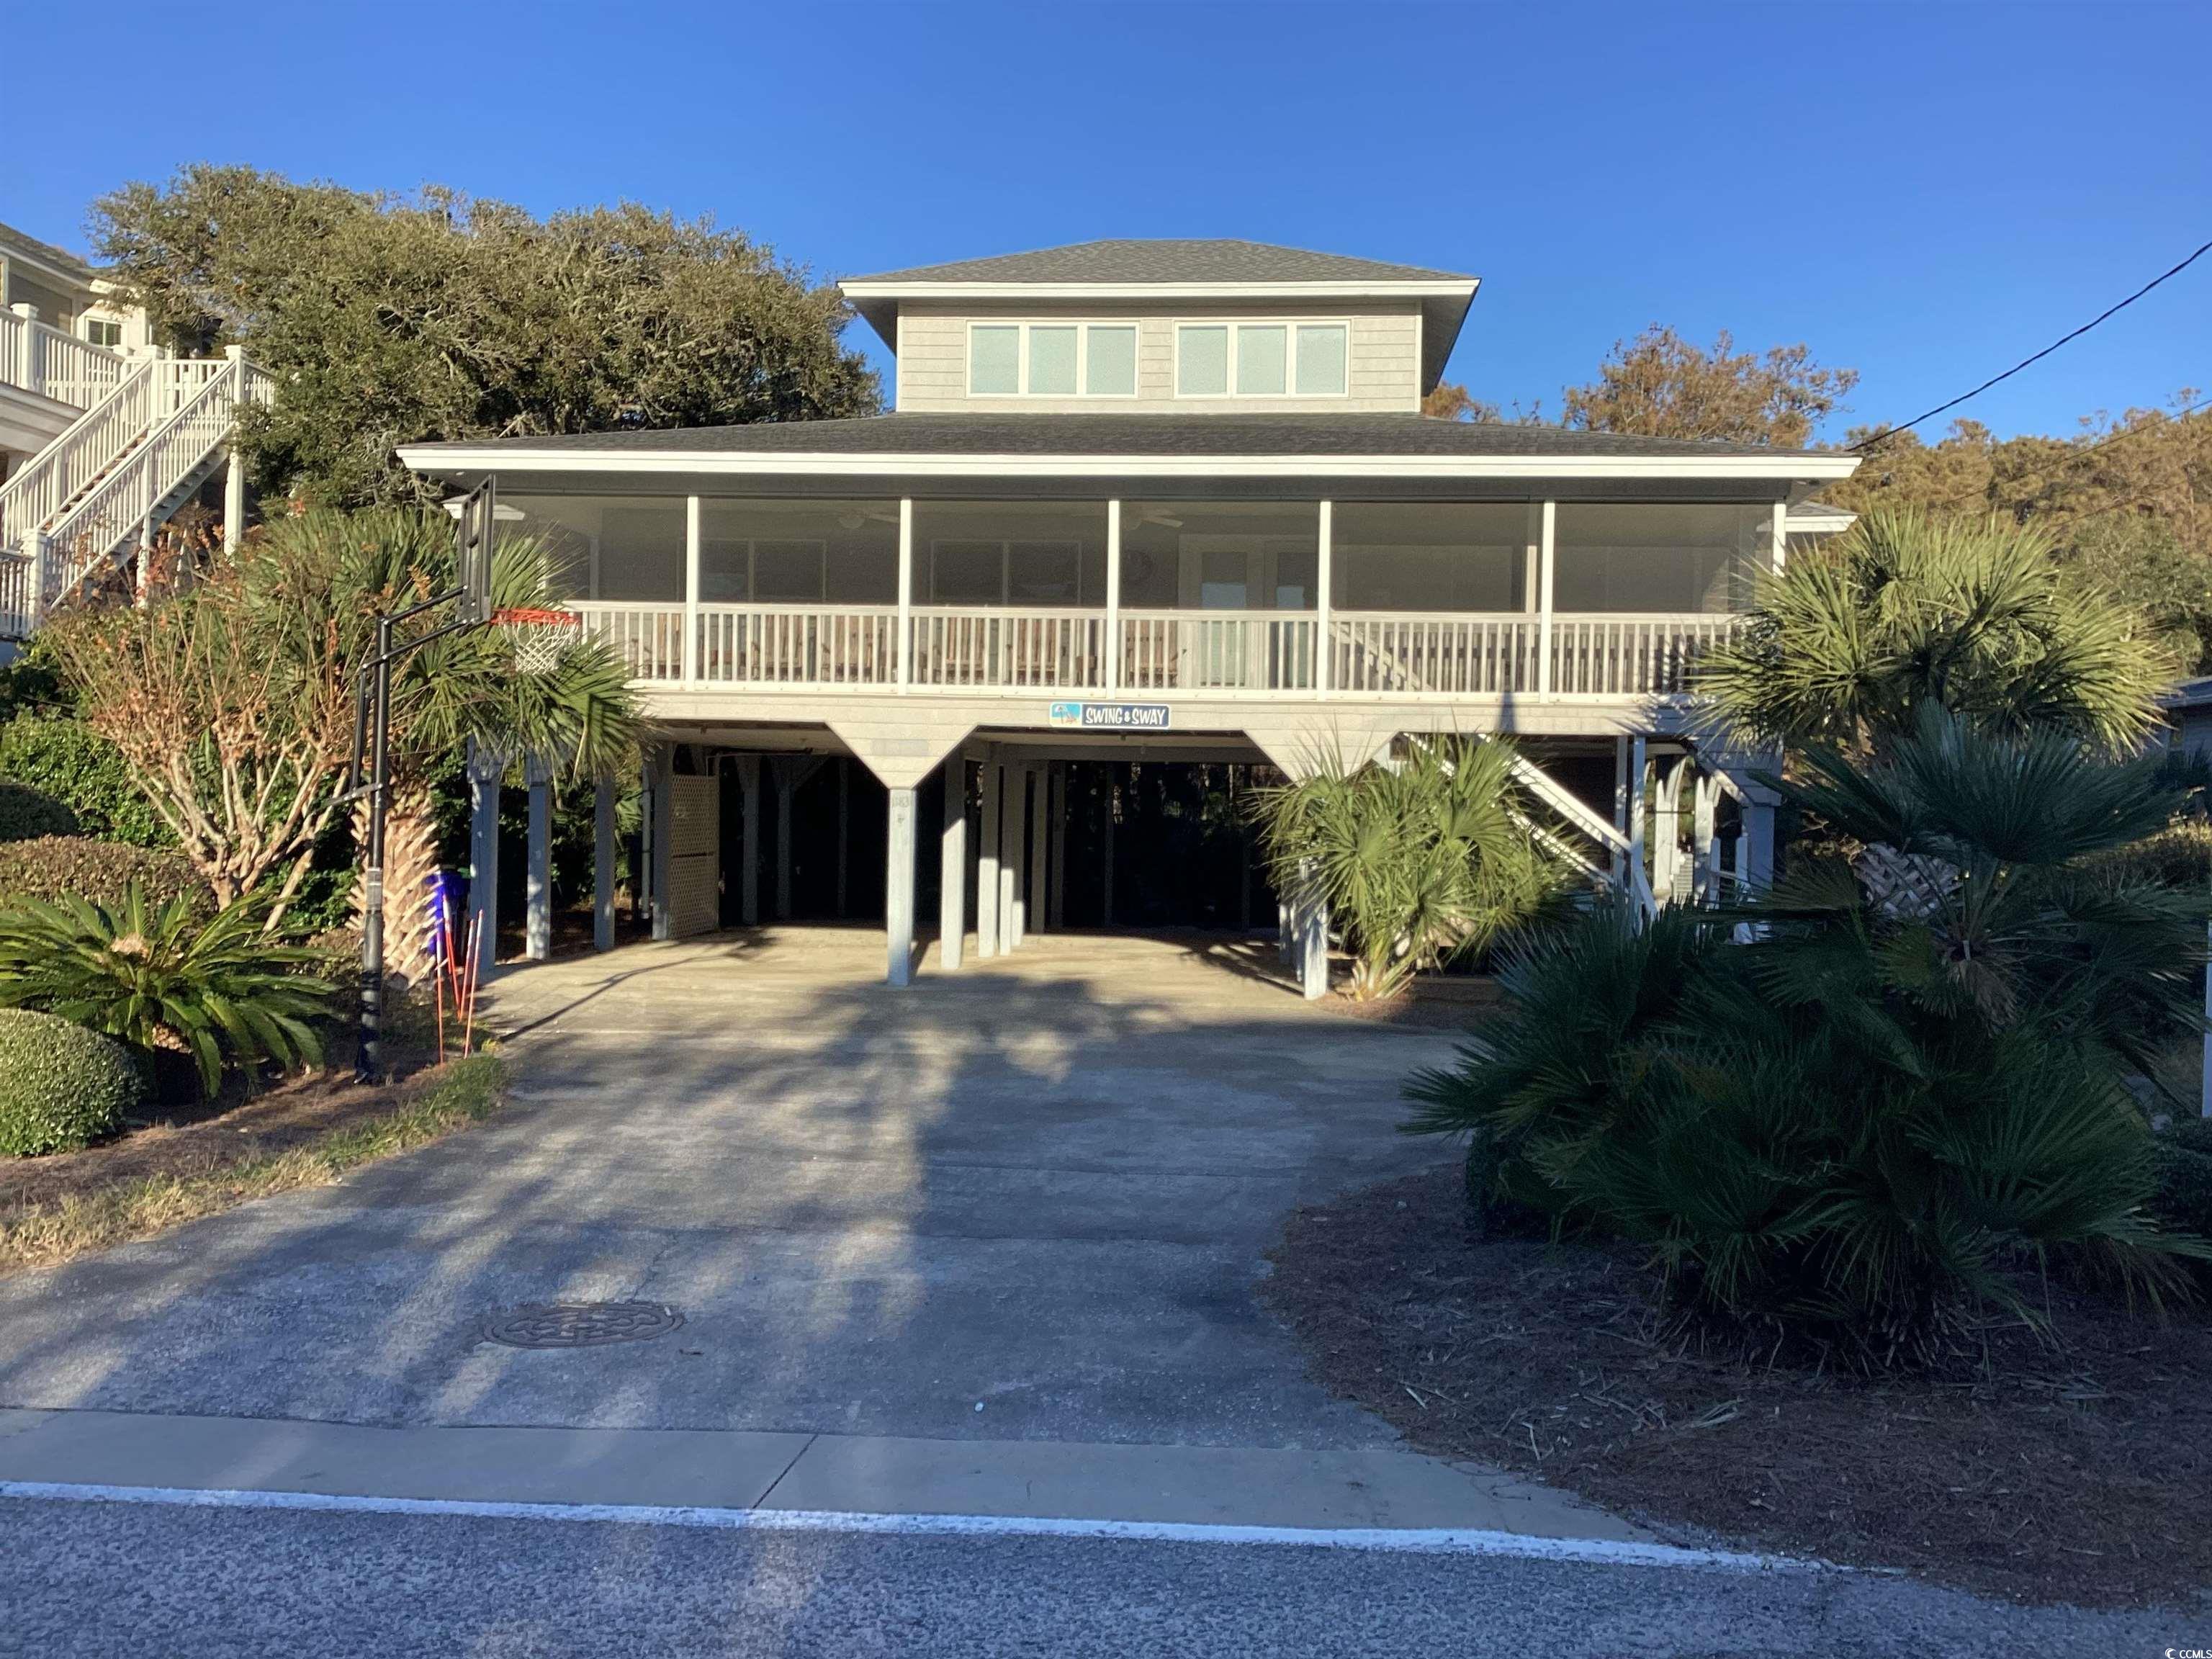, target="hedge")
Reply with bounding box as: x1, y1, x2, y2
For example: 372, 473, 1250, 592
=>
0, 1008, 142, 1156
0, 780, 77, 842
0, 837, 206, 913
0, 716, 168, 848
